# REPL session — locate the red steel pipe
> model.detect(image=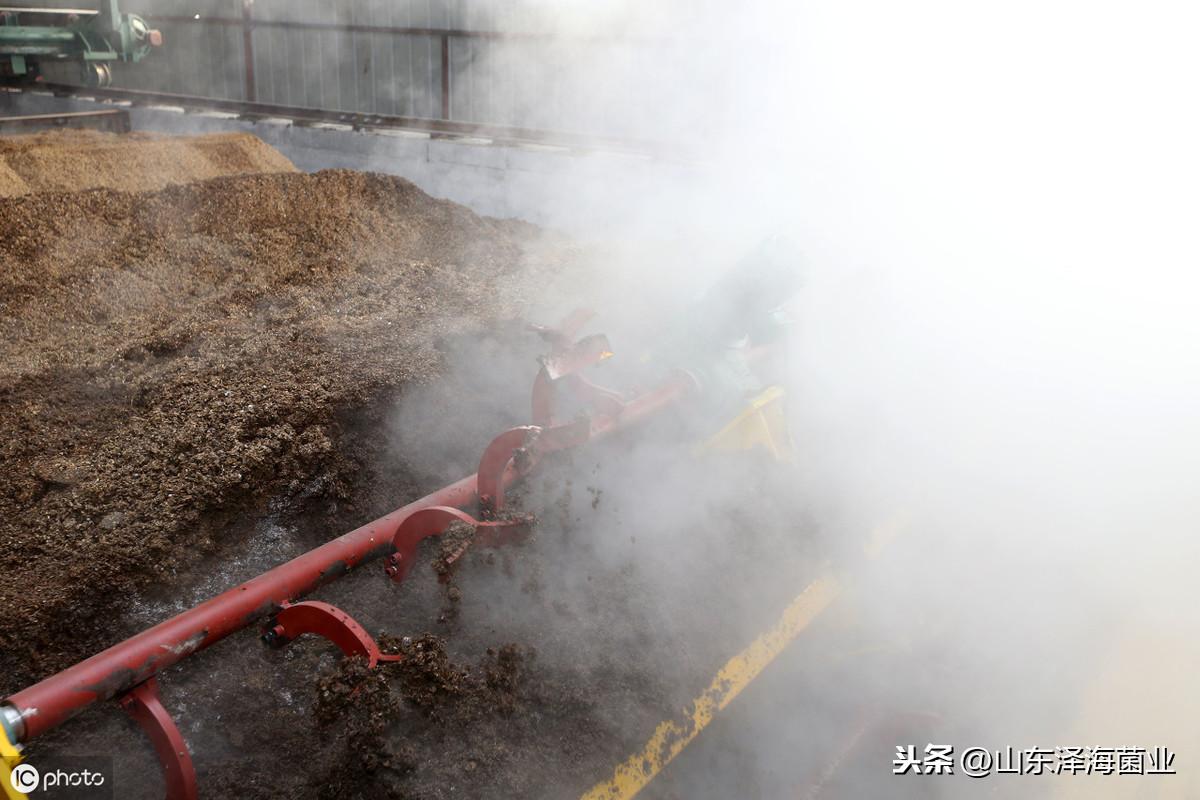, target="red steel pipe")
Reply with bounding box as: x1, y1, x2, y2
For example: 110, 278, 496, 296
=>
6, 474, 479, 741
3, 372, 694, 743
